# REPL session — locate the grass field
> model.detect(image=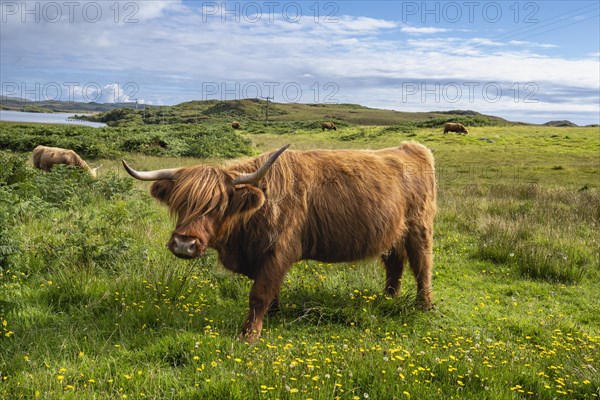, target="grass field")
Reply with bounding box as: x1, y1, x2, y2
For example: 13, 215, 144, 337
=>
1, 121, 598, 399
